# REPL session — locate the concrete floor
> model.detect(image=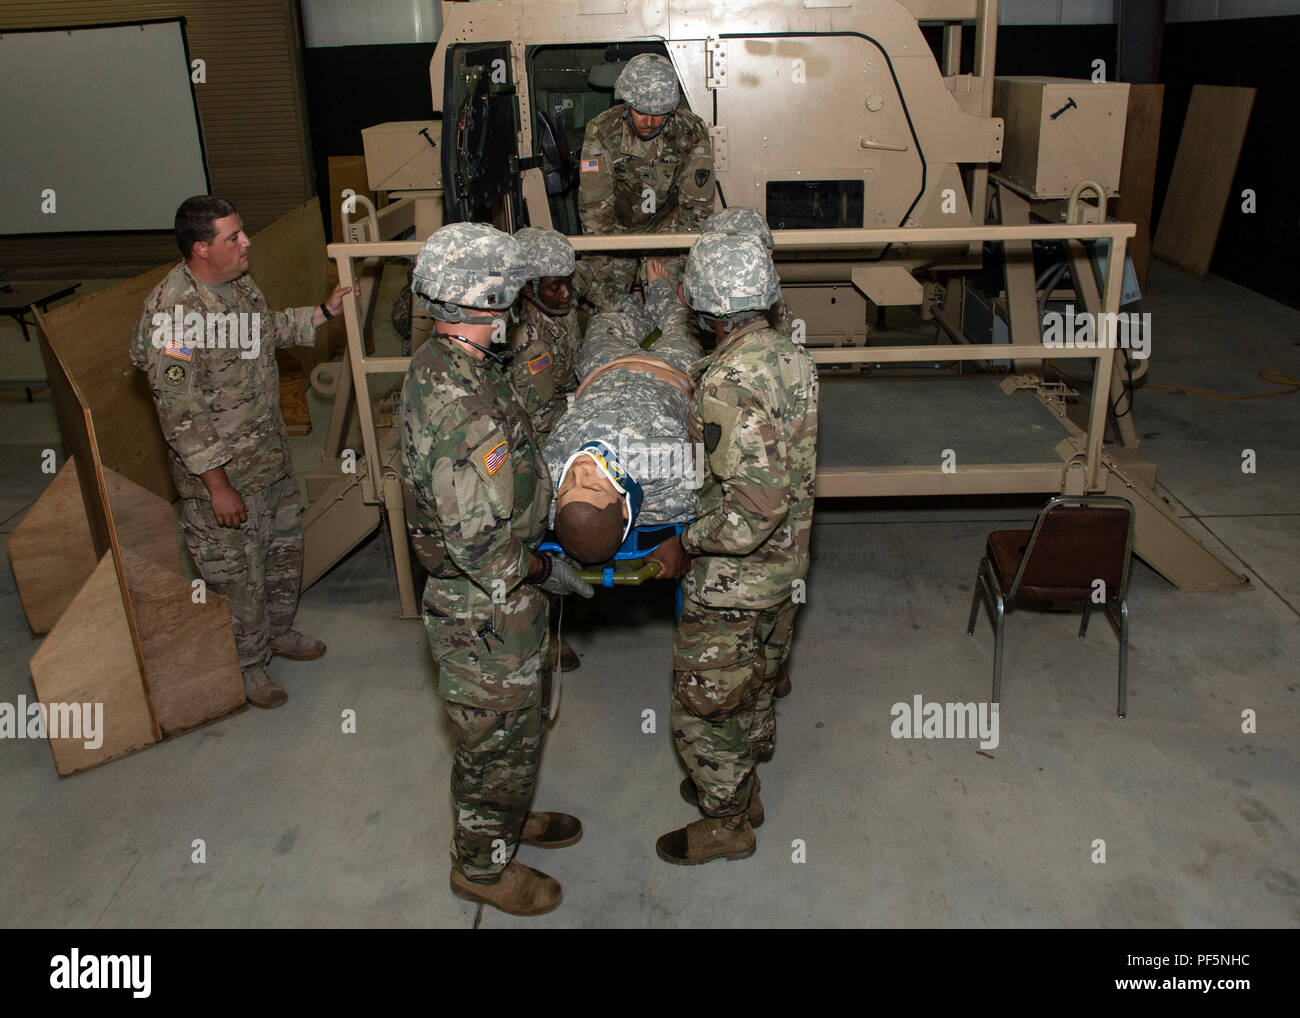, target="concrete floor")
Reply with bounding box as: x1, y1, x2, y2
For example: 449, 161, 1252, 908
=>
0, 260, 1296, 928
